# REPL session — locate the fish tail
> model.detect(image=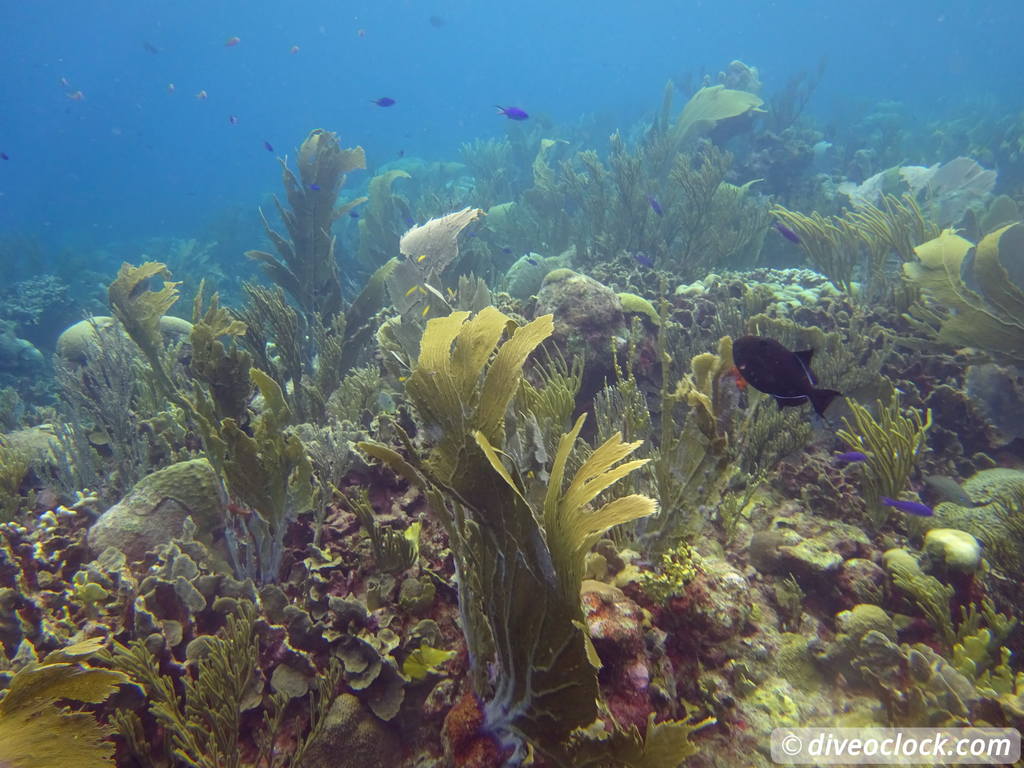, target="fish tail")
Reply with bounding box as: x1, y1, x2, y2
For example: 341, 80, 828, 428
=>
809, 388, 842, 417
